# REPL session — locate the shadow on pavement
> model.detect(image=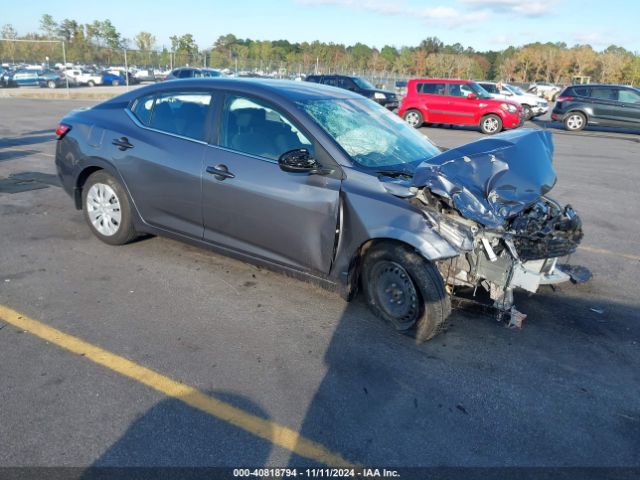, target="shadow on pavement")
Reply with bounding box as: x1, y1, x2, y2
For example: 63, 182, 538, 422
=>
79, 391, 274, 478
287, 281, 640, 474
